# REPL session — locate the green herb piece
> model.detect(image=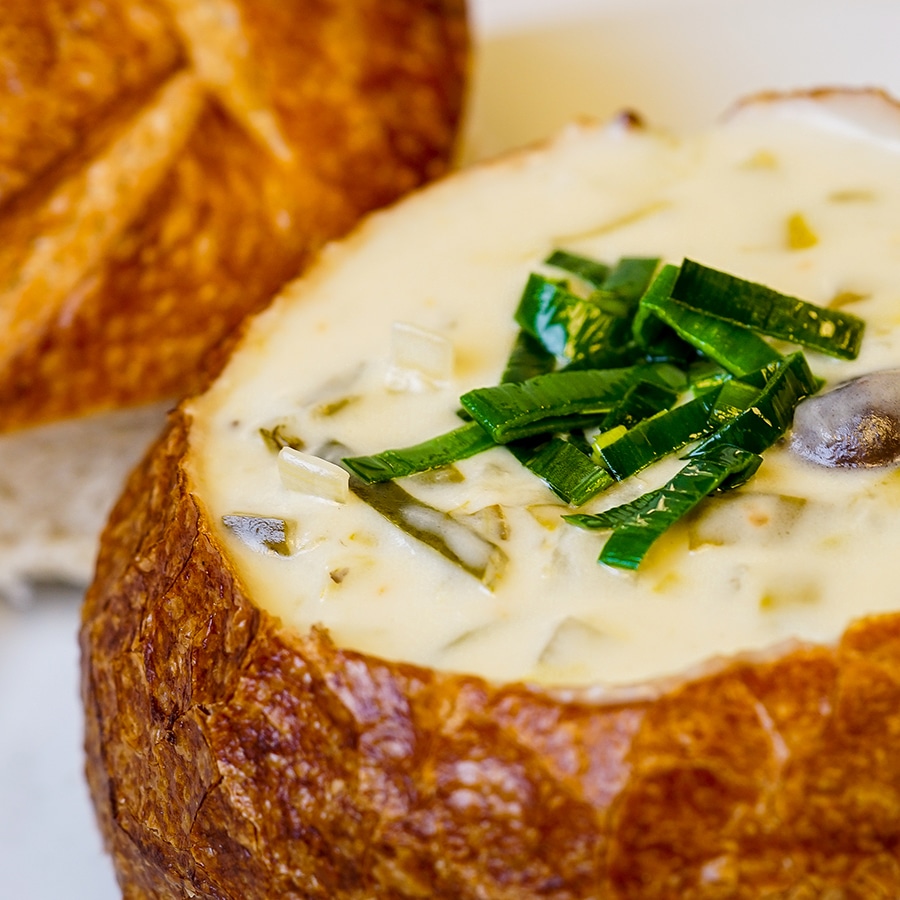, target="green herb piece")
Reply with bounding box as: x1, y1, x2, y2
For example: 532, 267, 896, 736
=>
632, 265, 781, 377
313, 396, 359, 418
514, 274, 635, 369
673, 258, 865, 359
322, 443, 506, 585
259, 424, 305, 453
691, 352, 820, 456
343, 421, 495, 484
519, 437, 615, 505
501, 329, 557, 383
686, 359, 730, 393
707, 377, 761, 427
598, 256, 660, 307
588, 291, 631, 318
587, 379, 681, 466
570, 433, 596, 458
222, 514, 293, 556
633, 361, 689, 393
565, 488, 666, 532
598, 379, 681, 432
595, 390, 722, 480
675, 304, 783, 376
543, 253, 659, 305
632, 264, 684, 348
565, 444, 763, 569
460, 365, 653, 443
544, 249, 610, 287
592, 424, 626, 453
